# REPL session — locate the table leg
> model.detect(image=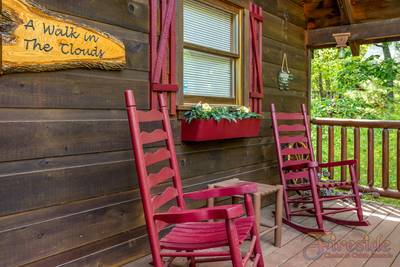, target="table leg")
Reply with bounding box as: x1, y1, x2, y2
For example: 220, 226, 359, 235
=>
207, 184, 215, 222
207, 184, 215, 208
275, 186, 283, 247
253, 193, 261, 234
